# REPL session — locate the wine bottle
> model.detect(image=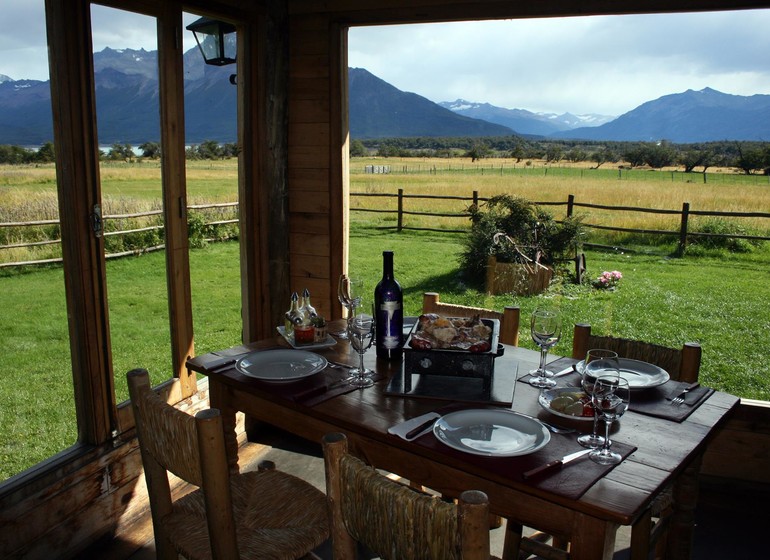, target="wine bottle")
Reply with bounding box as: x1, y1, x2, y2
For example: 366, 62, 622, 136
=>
374, 250, 404, 360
